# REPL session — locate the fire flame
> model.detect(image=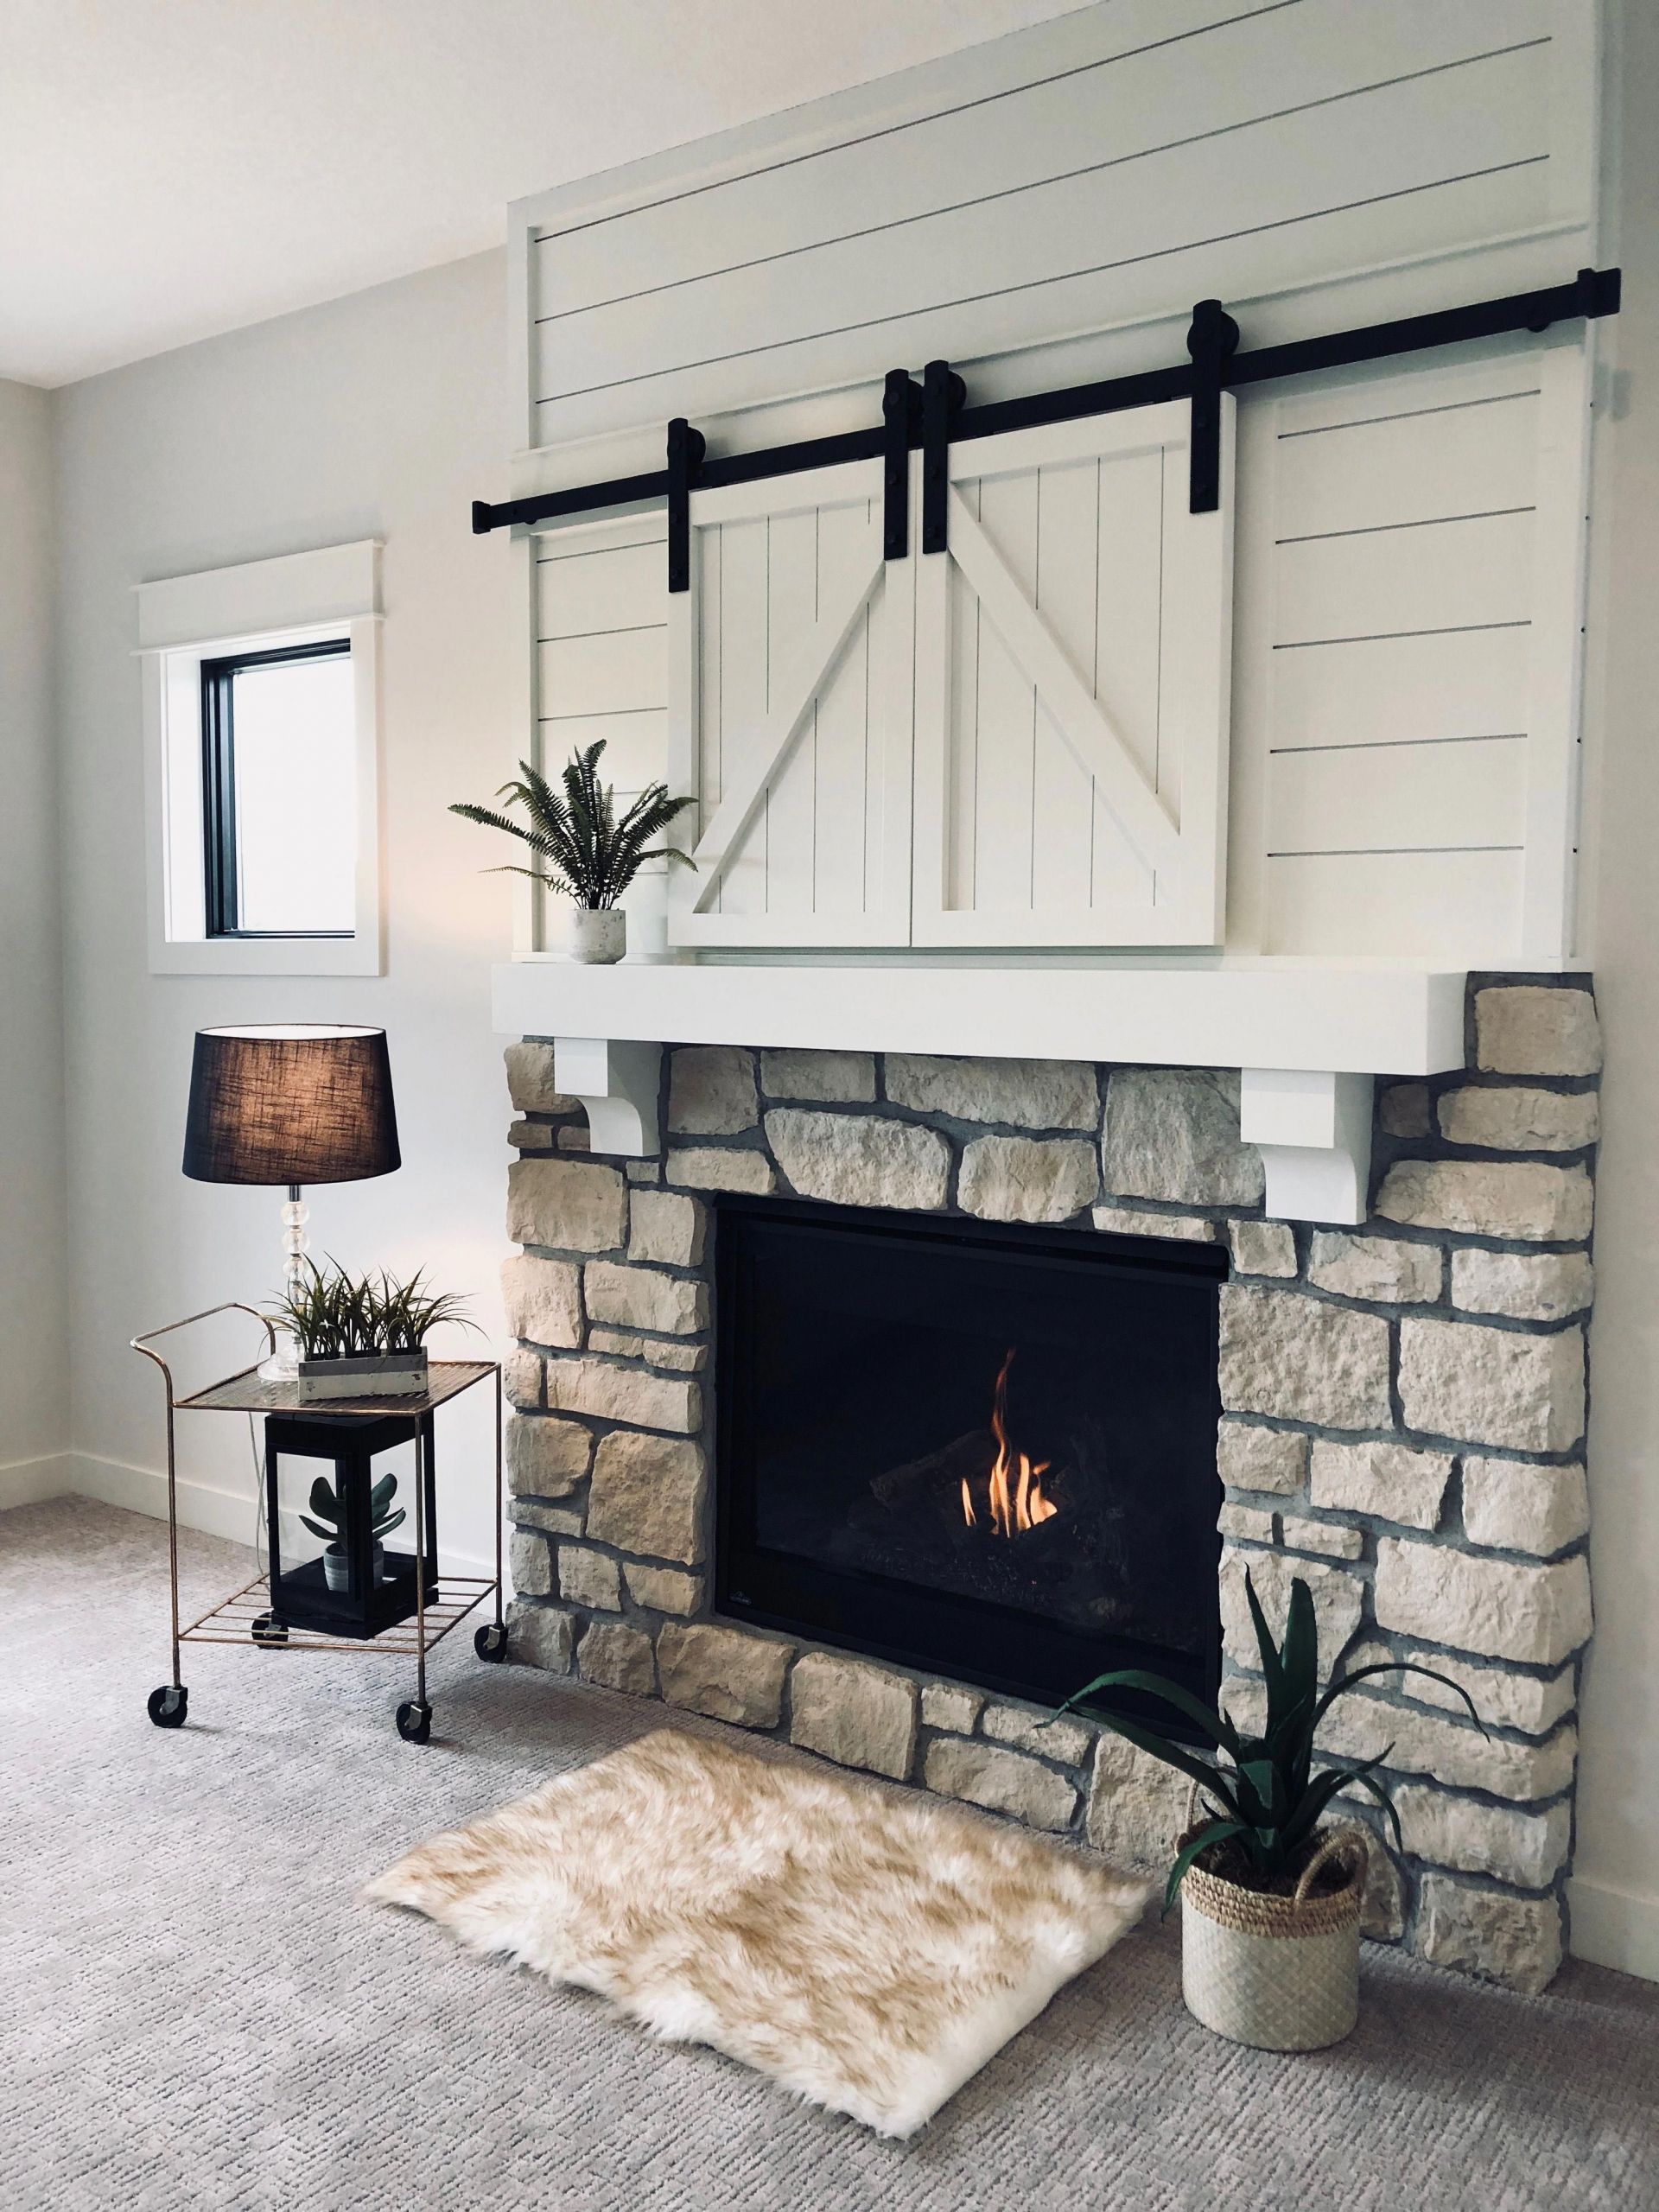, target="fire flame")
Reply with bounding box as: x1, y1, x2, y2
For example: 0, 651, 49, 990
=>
962, 1349, 1058, 1537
